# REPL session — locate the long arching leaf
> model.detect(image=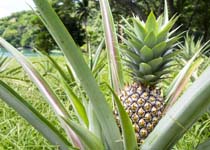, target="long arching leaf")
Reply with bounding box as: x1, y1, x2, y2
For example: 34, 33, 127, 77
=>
0, 37, 83, 149
99, 0, 124, 94
0, 80, 71, 150
141, 66, 210, 149
61, 117, 104, 150
35, 51, 89, 127
164, 57, 203, 112
165, 40, 210, 111
32, 0, 122, 149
